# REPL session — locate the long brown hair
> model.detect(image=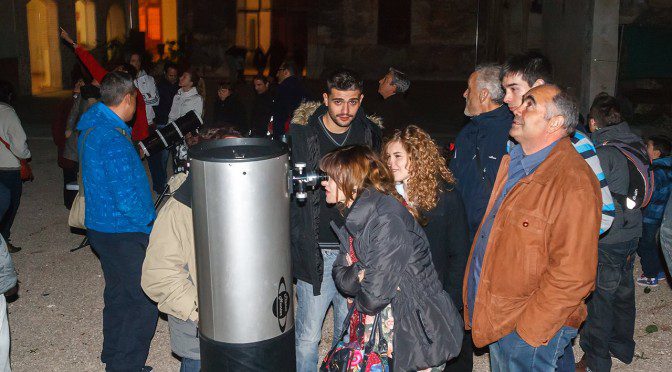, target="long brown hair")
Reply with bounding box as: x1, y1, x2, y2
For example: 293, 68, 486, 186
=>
320, 145, 413, 216
383, 125, 455, 214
